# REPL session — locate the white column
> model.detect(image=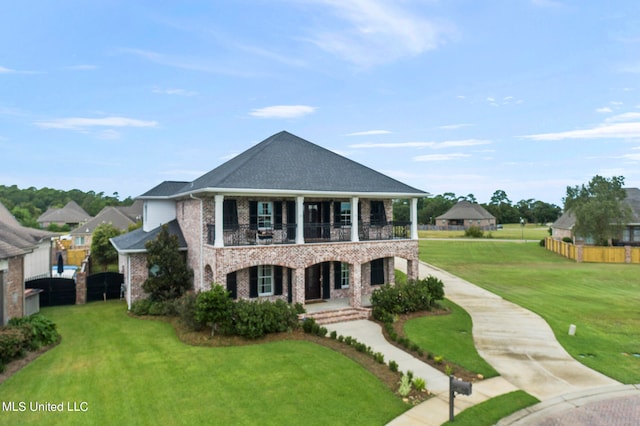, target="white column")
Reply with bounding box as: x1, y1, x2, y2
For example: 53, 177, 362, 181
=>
214, 194, 224, 248
296, 196, 305, 244
351, 197, 359, 242
410, 197, 419, 240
